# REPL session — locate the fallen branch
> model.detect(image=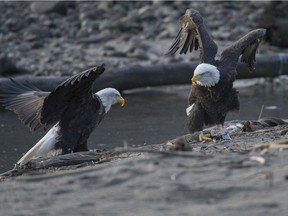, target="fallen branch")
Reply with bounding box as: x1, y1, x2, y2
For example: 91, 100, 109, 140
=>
0, 148, 211, 178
